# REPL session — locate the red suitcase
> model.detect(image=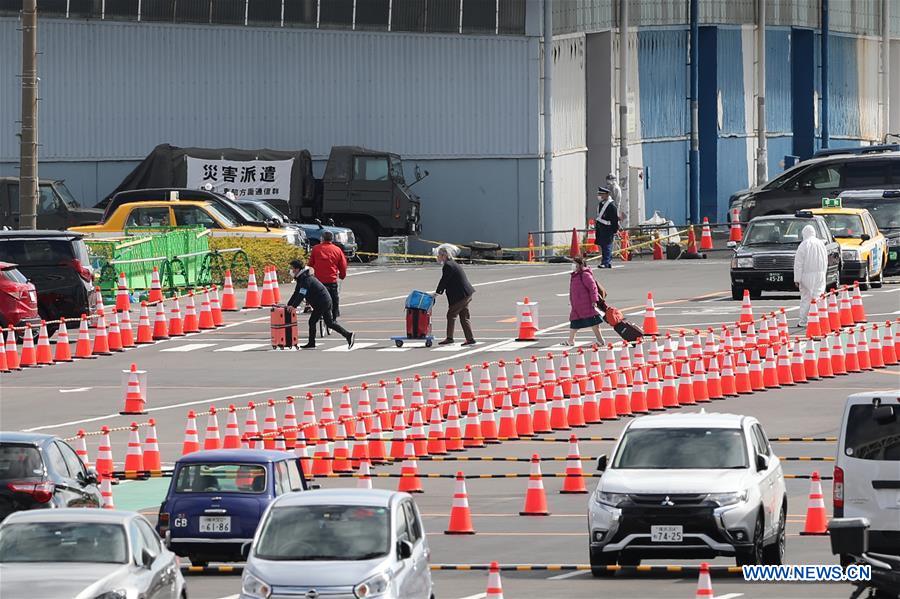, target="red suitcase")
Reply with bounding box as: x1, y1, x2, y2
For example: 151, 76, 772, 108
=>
406, 308, 432, 339
270, 305, 300, 349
